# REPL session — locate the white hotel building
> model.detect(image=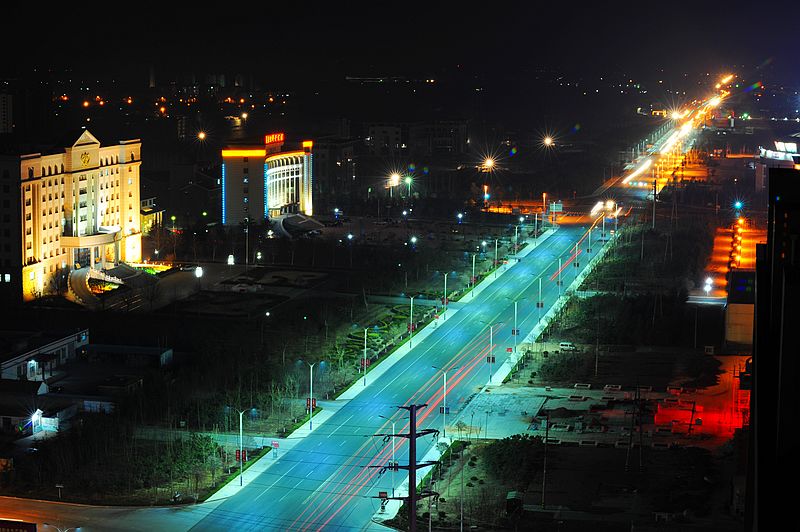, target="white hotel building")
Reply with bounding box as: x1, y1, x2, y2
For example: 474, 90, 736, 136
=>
0, 130, 142, 302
